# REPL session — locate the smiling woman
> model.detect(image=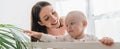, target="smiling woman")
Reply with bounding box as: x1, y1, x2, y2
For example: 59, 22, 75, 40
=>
30, 1, 66, 42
